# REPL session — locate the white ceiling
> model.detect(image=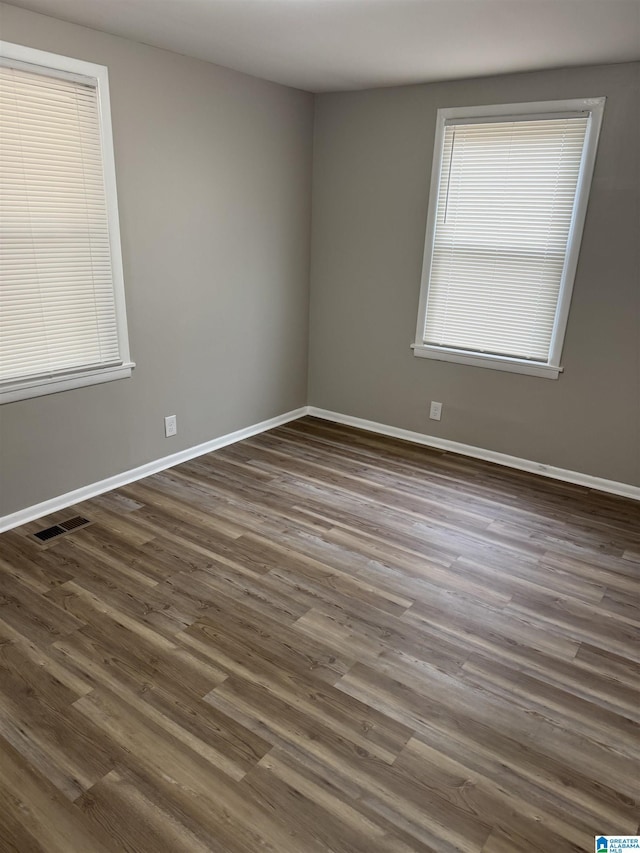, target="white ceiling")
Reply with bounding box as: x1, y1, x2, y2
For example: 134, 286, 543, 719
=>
5, 0, 640, 92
